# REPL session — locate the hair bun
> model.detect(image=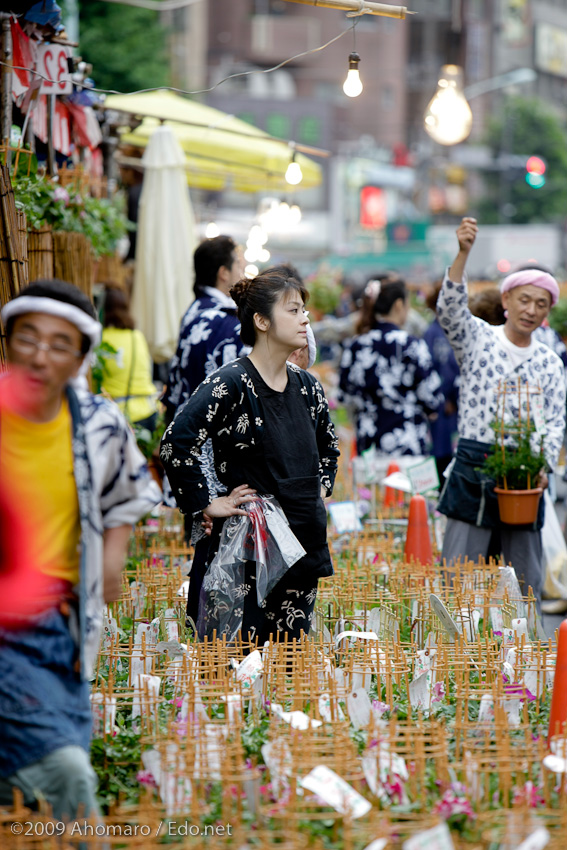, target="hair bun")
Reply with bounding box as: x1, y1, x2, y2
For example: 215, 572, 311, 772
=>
230, 277, 251, 306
